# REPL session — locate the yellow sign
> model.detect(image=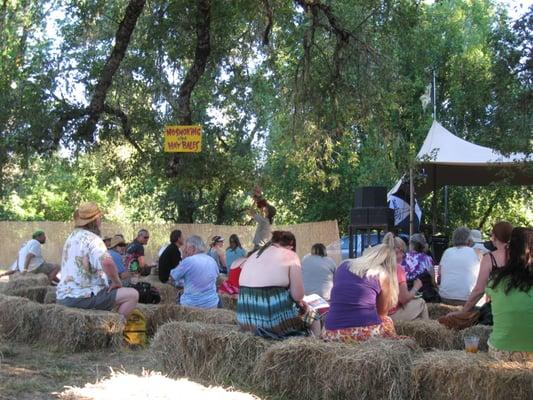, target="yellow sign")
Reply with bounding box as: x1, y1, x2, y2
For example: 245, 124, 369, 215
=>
164, 125, 202, 152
